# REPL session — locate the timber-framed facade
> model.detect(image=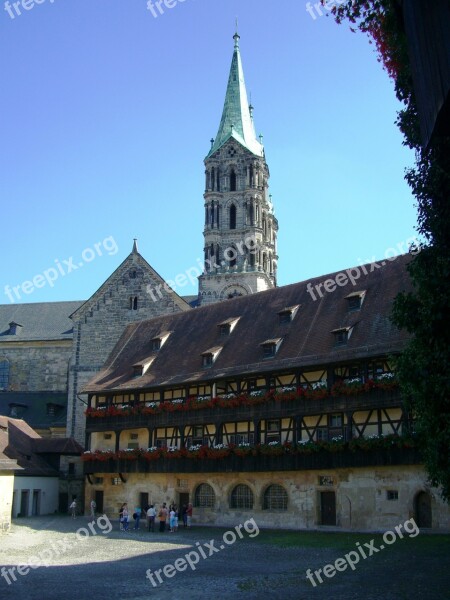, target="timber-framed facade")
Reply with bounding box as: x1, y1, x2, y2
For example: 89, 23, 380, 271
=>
82, 255, 450, 530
